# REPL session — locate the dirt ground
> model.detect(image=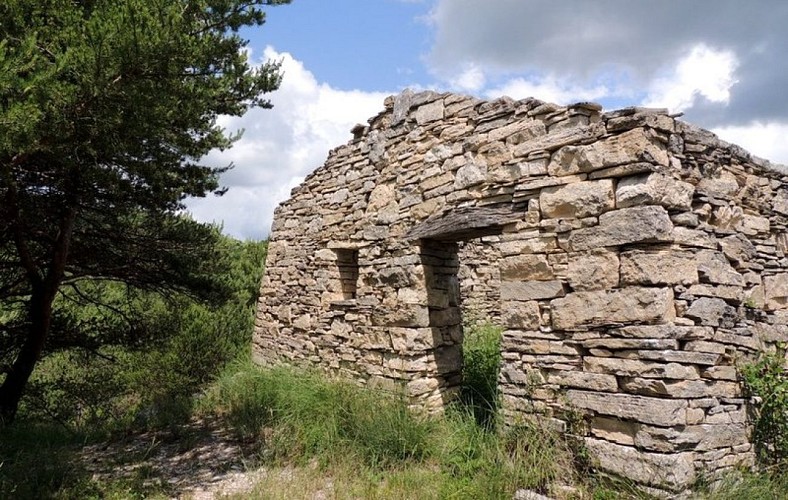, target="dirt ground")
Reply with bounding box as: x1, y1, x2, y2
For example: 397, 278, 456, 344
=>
80, 418, 268, 499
